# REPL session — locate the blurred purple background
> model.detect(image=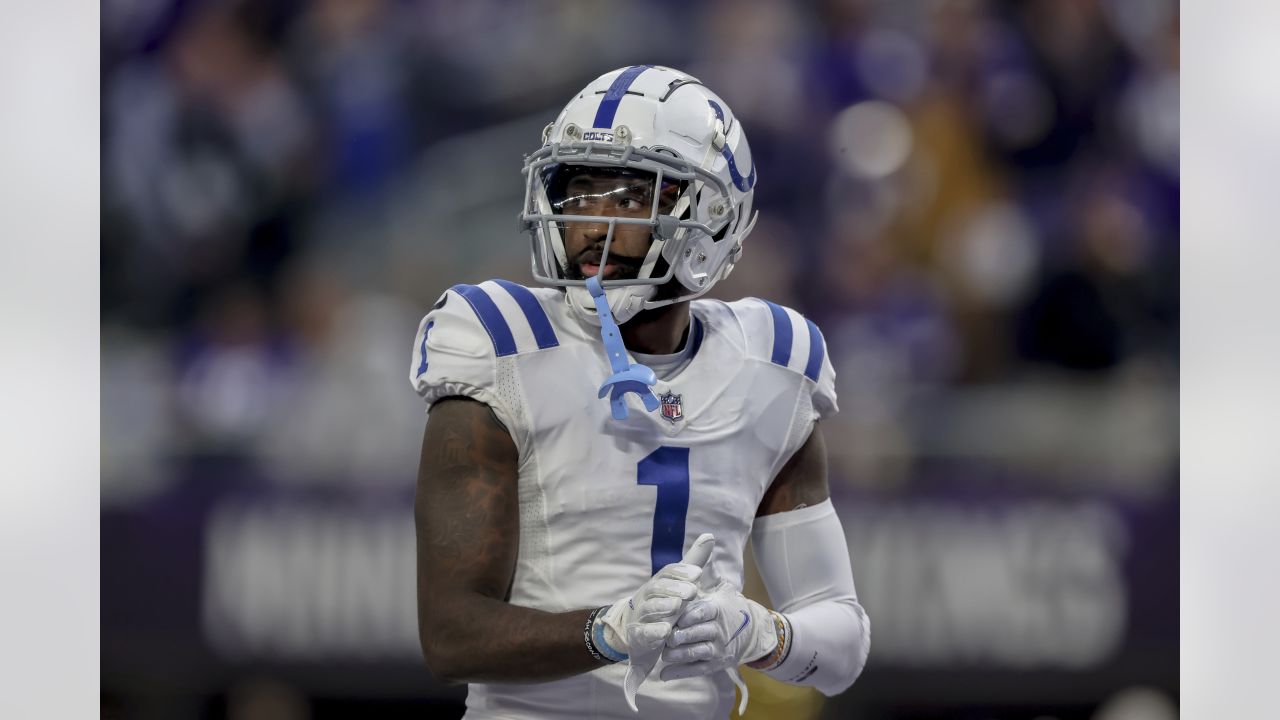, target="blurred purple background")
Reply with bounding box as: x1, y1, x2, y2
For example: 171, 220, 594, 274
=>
101, 1, 1178, 718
